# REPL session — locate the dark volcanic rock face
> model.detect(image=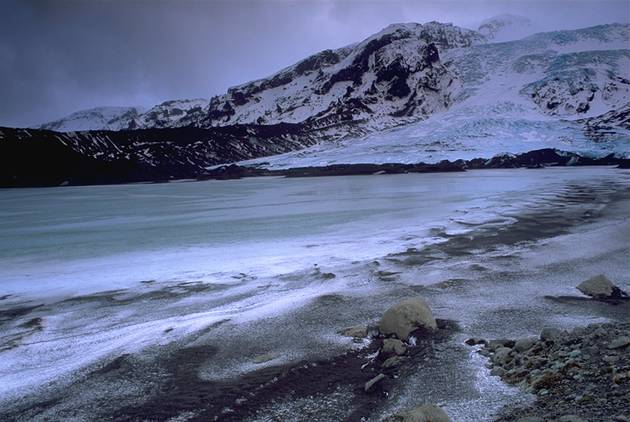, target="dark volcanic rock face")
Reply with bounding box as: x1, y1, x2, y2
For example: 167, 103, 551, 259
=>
0, 124, 321, 187
1, 130, 625, 188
